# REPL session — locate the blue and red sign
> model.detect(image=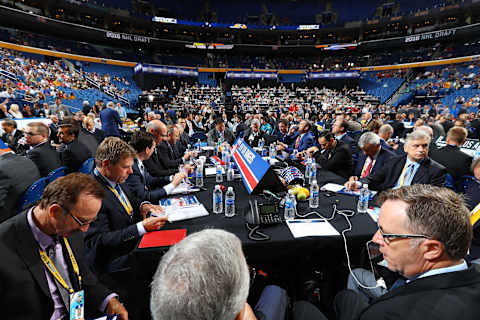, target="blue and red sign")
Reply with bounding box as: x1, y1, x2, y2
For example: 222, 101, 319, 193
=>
231, 138, 270, 194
